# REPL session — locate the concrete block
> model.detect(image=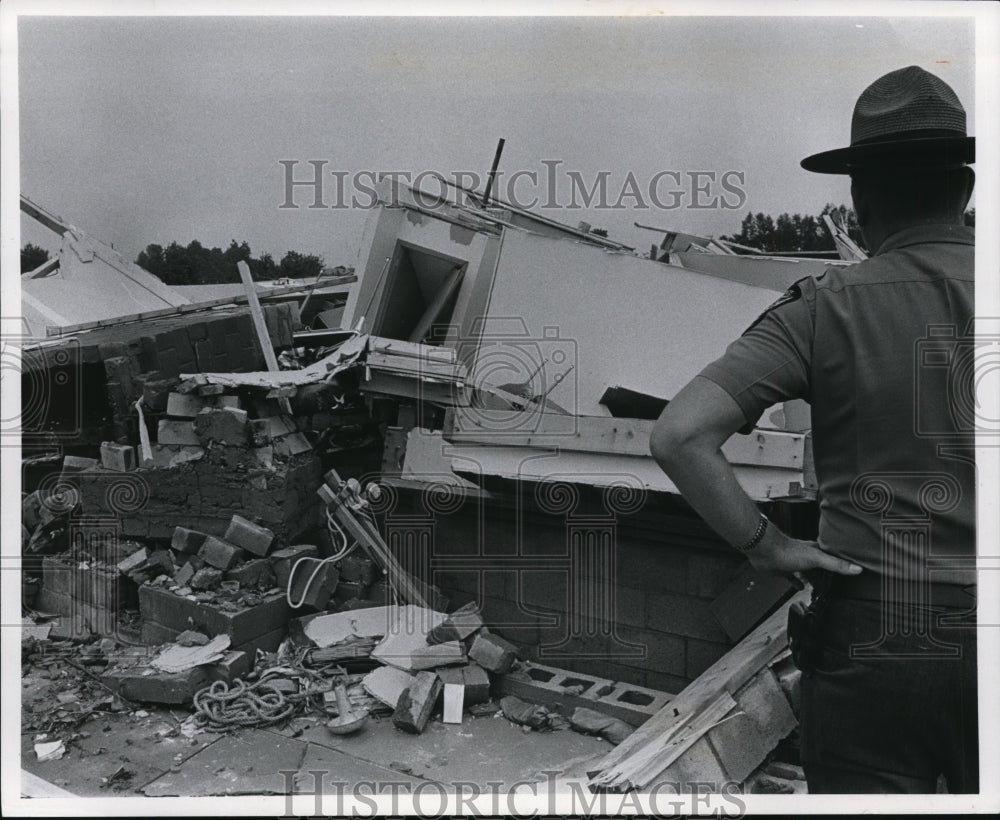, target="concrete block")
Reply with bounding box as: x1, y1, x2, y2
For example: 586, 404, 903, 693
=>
428, 602, 483, 645
157, 419, 200, 446
138, 585, 291, 646
171, 527, 208, 554
287, 562, 339, 612
494, 661, 671, 727
263, 415, 298, 439
707, 669, 796, 782
189, 567, 224, 590
194, 406, 250, 446
224, 514, 274, 557
142, 378, 175, 412
197, 384, 225, 396
101, 664, 209, 705
173, 562, 195, 587
224, 559, 276, 590
100, 442, 137, 472
166, 392, 210, 418
409, 641, 466, 671
336, 553, 378, 584
468, 632, 518, 674
61, 455, 99, 473
198, 536, 246, 570
142, 619, 286, 655
270, 544, 319, 589
393, 671, 442, 734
